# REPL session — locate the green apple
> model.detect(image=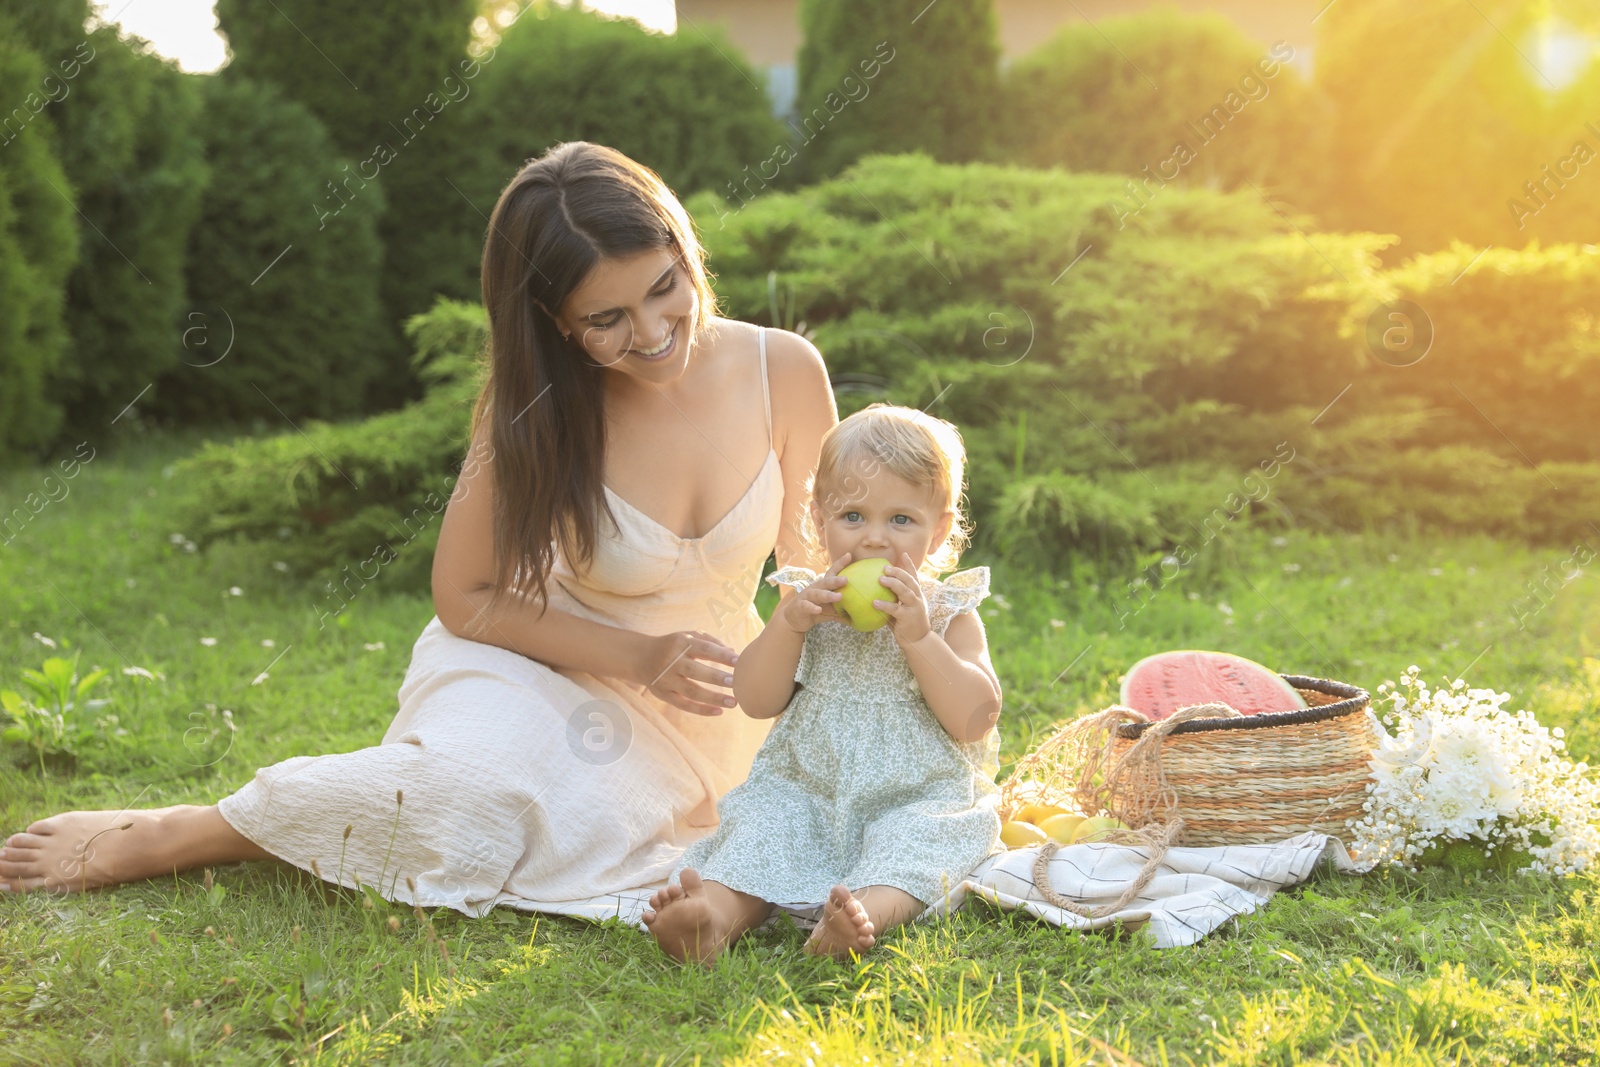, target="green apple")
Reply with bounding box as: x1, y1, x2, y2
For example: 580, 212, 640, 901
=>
836, 557, 897, 632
